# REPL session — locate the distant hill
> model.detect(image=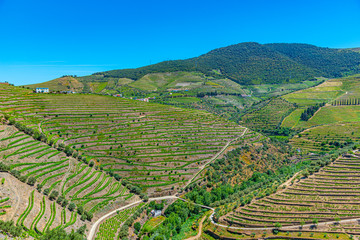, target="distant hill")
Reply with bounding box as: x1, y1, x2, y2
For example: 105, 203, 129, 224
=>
348, 47, 360, 53
265, 43, 360, 78
26, 42, 360, 91
25, 76, 84, 92
79, 42, 360, 85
